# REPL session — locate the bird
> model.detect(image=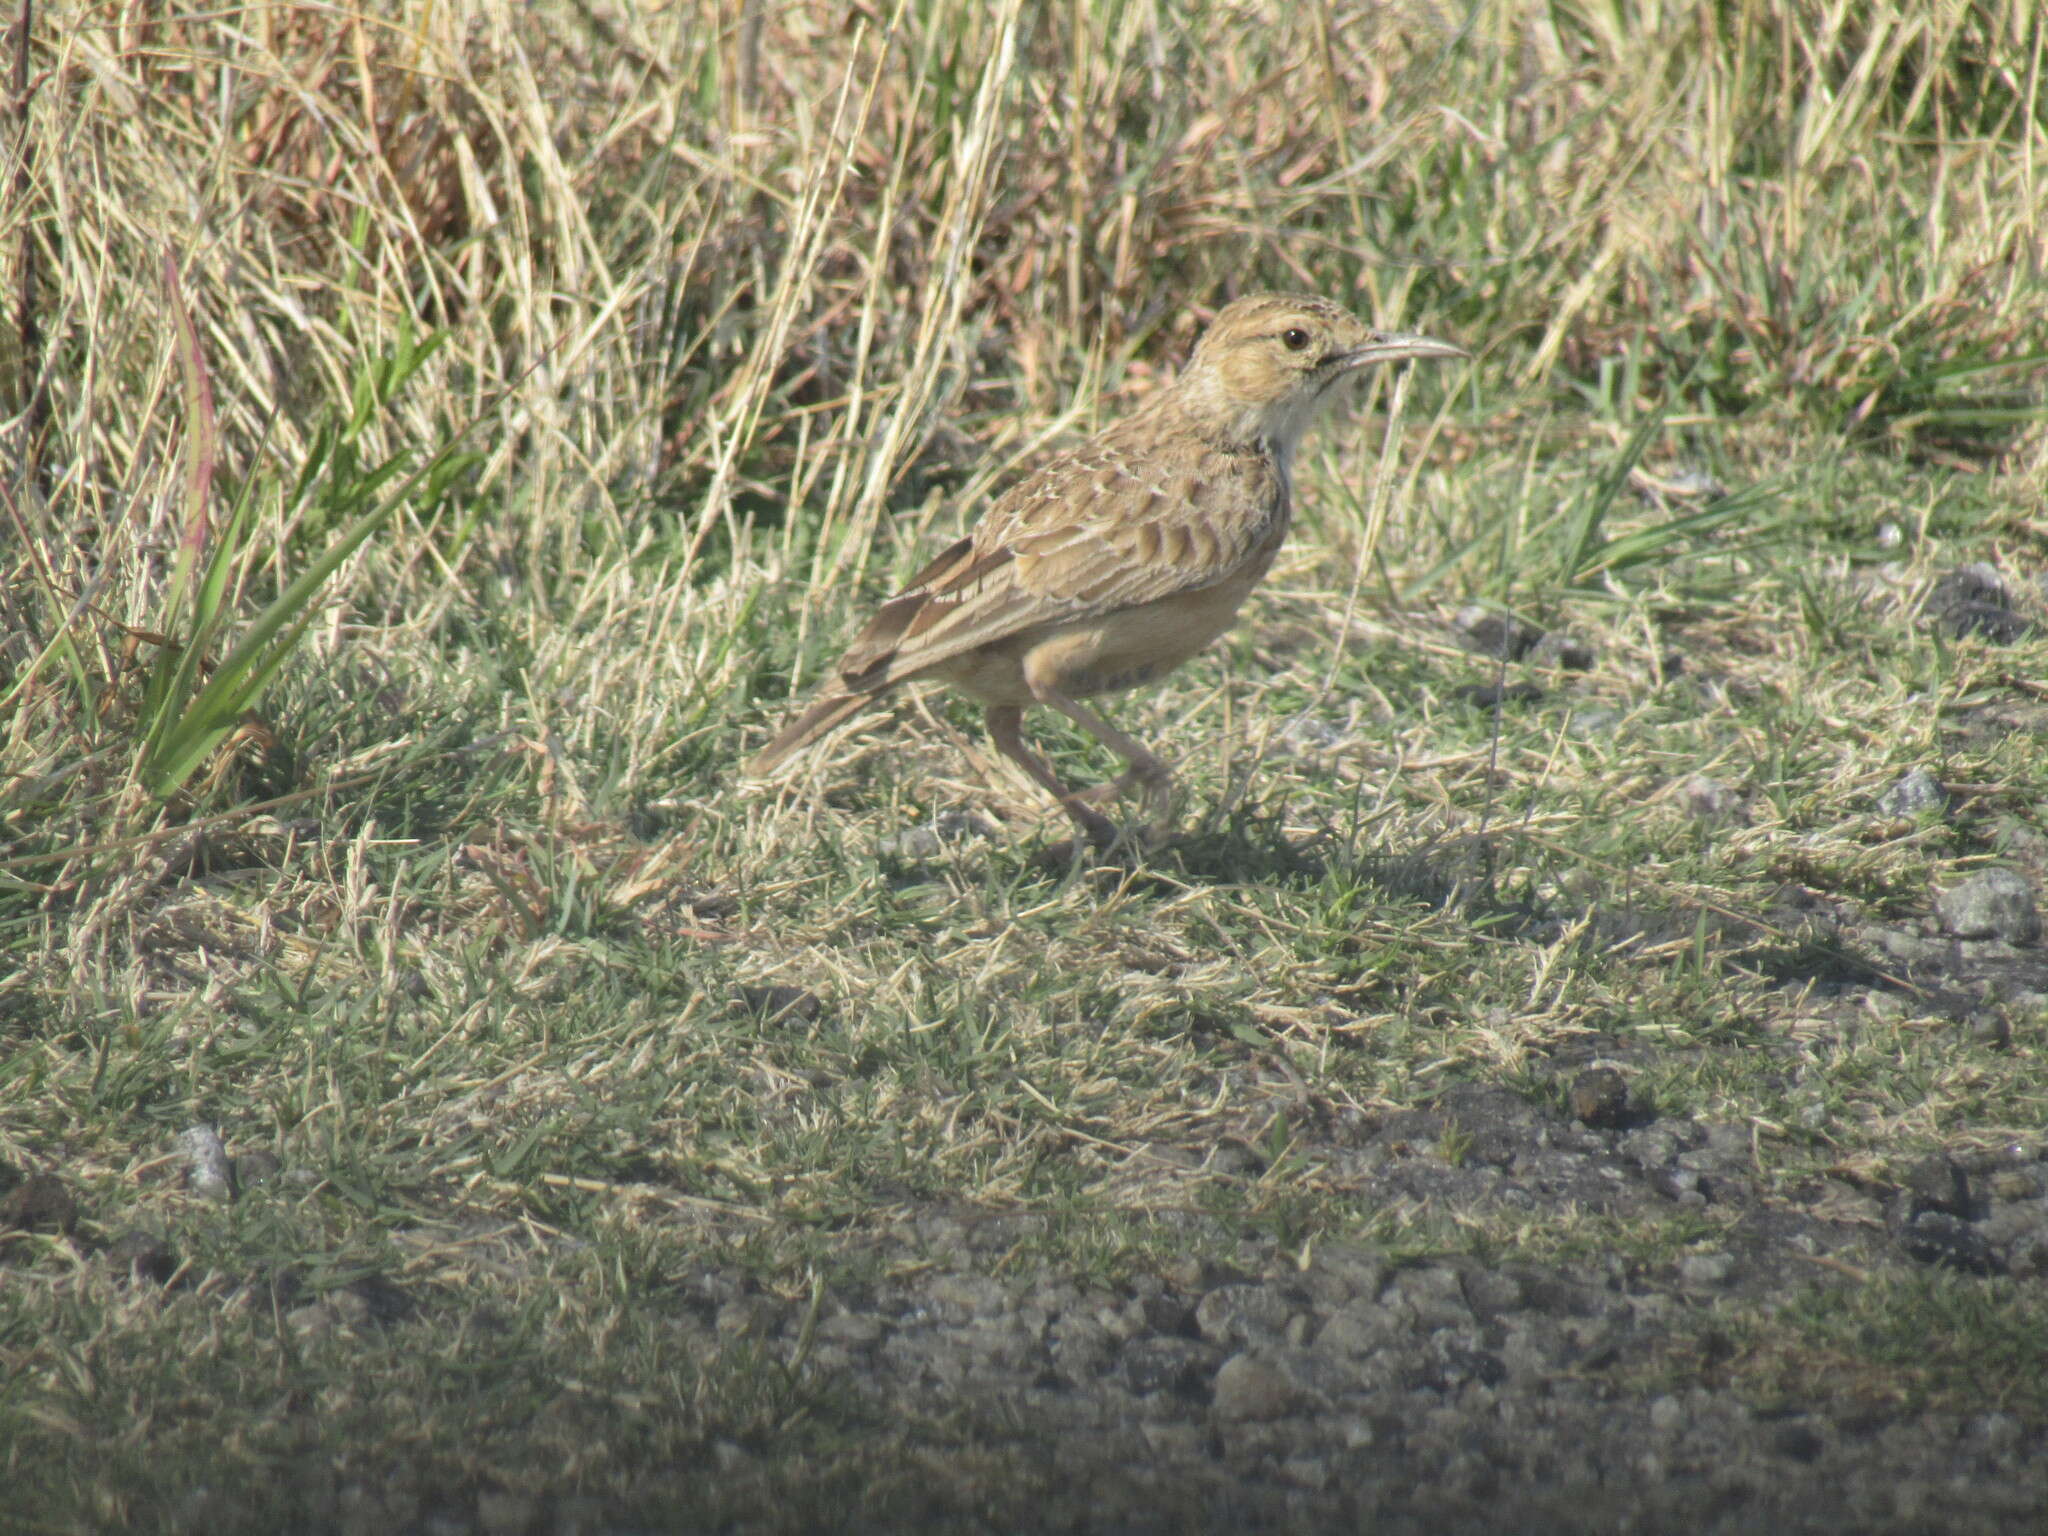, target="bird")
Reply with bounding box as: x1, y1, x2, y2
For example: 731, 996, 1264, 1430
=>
749, 292, 1465, 850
